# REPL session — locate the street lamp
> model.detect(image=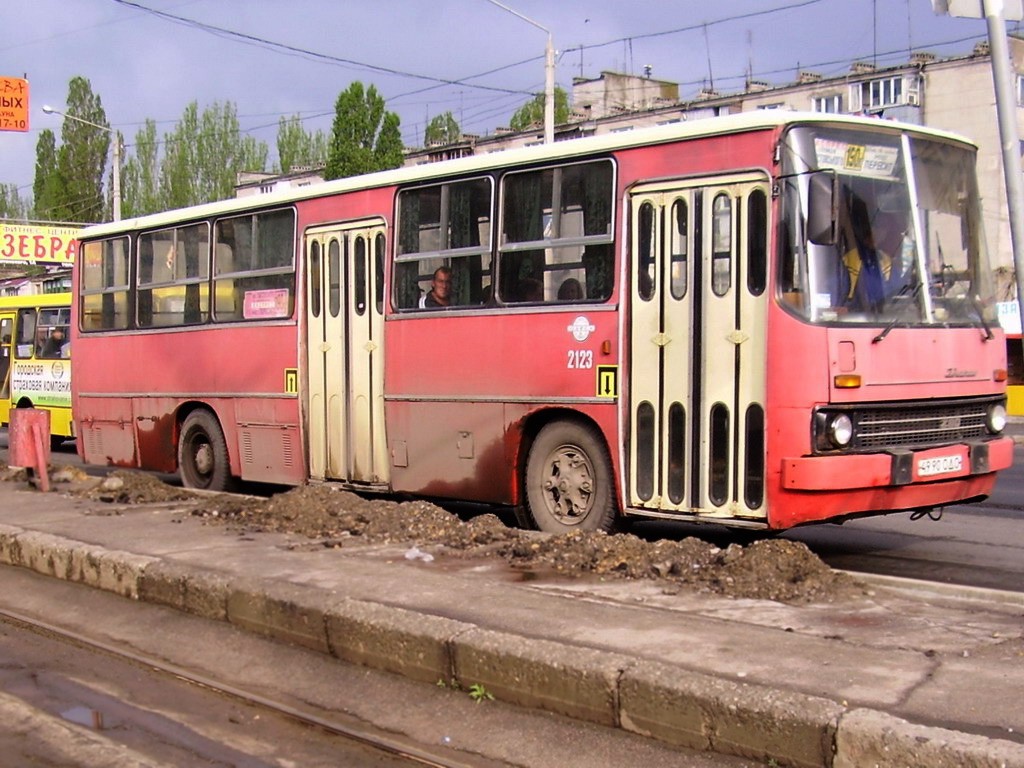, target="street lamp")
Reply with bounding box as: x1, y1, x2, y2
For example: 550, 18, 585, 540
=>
486, 0, 555, 144
41, 104, 121, 221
